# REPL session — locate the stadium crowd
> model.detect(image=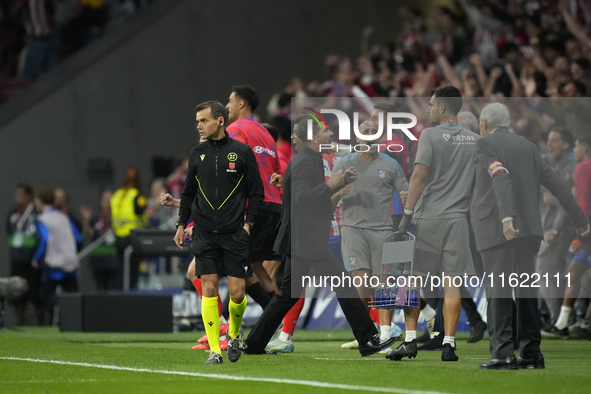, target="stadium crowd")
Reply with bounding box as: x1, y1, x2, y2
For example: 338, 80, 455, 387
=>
0, 0, 153, 103
4, 0, 591, 368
